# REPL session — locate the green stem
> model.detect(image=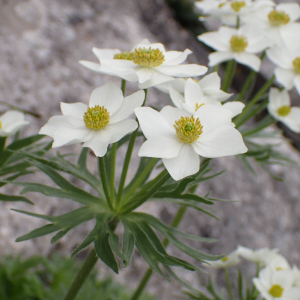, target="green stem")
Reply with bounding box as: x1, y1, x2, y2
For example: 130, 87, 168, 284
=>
130, 205, 188, 300
222, 60, 236, 92
124, 158, 158, 199
63, 249, 98, 300
110, 143, 117, 205
119, 170, 170, 214
225, 268, 233, 300
121, 79, 126, 96
237, 70, 256, 102
236, 16, 240, 29
98, 157, 113, 211
234, 75, 275, 127
0, 137, 6, 152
